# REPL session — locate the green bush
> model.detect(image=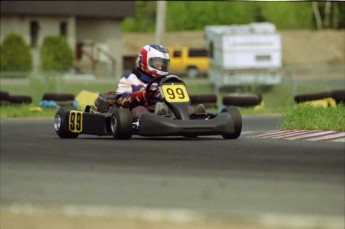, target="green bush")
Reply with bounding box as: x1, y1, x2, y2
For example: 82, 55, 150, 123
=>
40, 36, 73, 72
0, 33, 33, 72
